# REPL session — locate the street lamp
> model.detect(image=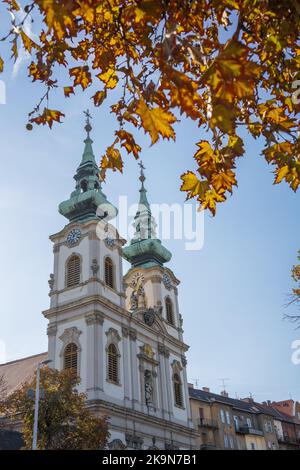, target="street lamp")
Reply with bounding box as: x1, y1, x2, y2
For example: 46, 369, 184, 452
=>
32, 359, 52, 450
